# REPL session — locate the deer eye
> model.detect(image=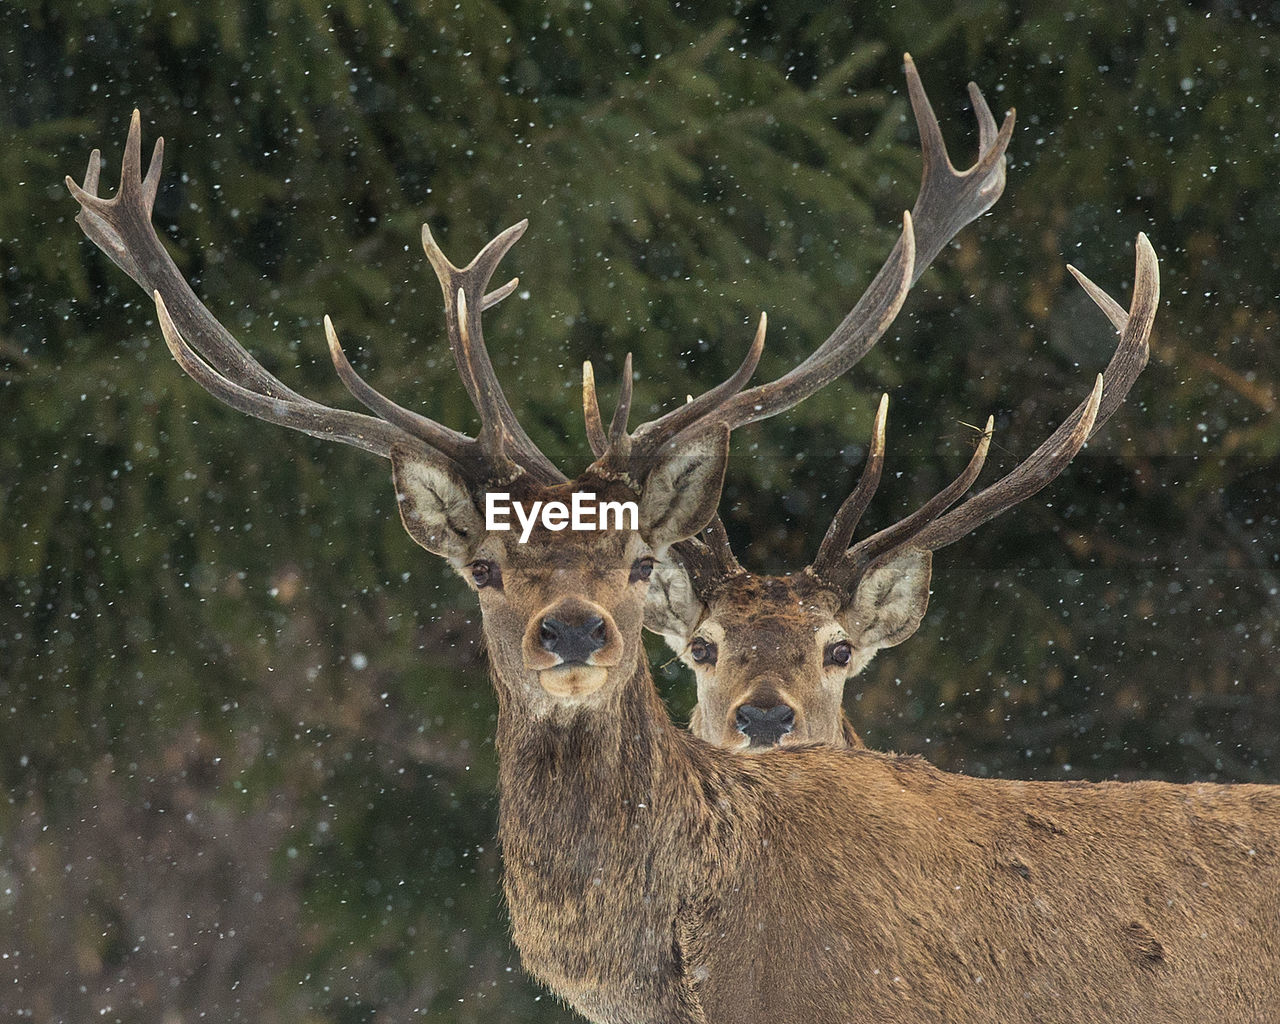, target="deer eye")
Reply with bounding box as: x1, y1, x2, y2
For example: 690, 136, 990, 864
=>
825, 640, 853, 667
689, 637, 718, 665
468, 560, 502, 590
630, 556, 655, 583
